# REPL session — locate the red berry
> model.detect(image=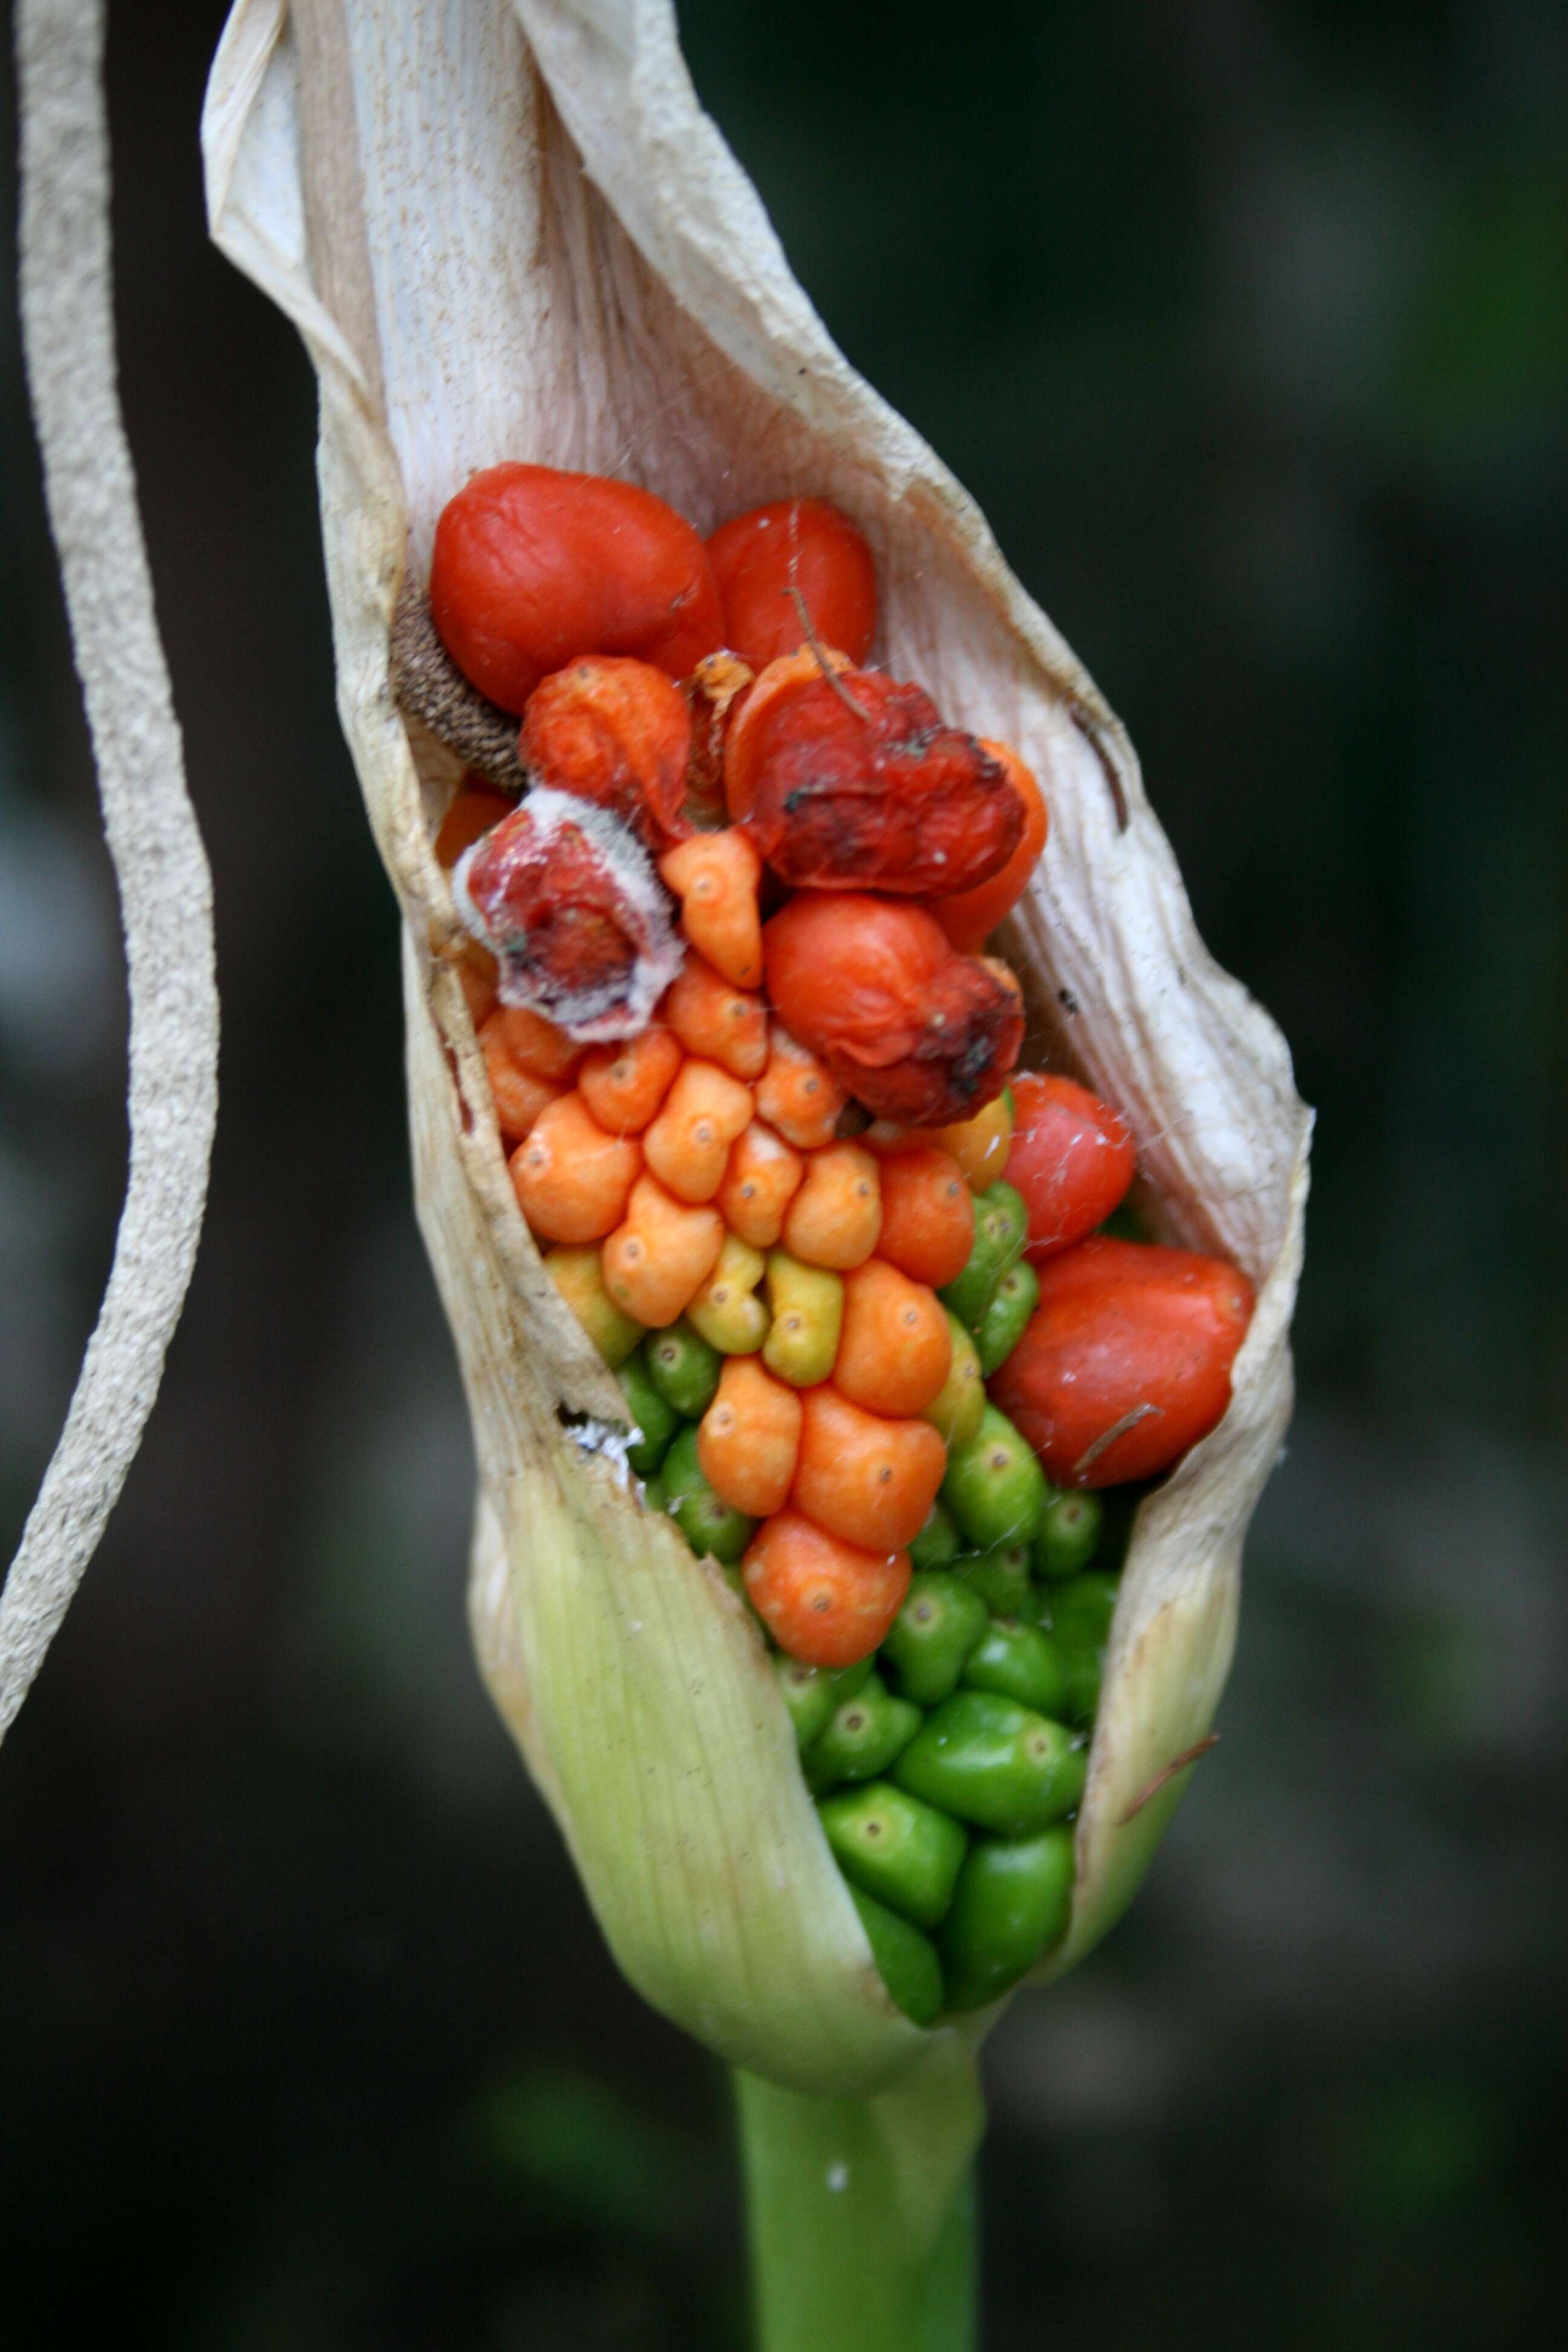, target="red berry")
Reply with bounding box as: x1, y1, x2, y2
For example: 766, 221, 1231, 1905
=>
1006, 1071, 1137, 1261
989, 1236, 1254, 1488
431, 465, 724, 711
